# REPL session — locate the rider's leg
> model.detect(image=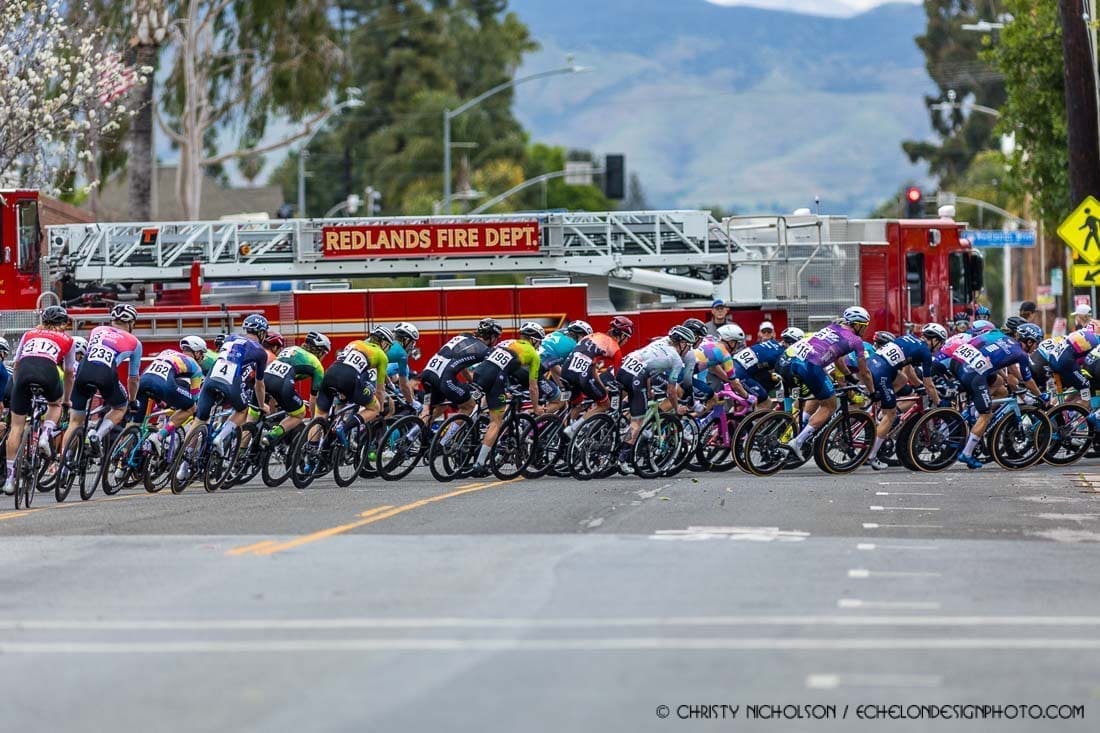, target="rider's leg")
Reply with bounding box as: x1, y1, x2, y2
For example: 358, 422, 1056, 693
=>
3, 414, 27, 493
474, 409, 506, 470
